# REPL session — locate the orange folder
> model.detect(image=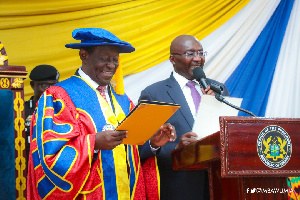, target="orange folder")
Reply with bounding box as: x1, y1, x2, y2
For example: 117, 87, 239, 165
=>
116, 100, 180, 145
